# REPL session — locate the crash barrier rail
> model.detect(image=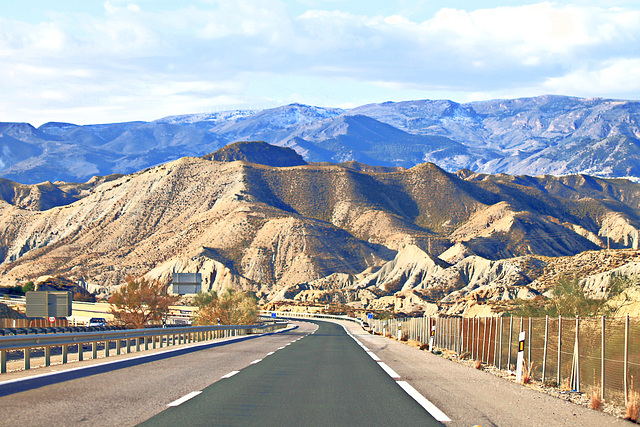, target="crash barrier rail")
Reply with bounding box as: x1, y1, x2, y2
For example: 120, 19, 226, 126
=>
0, 322, 287, 374
369, 315, 640, 409
0, 325, 126, 336
259, 310, 365, 327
